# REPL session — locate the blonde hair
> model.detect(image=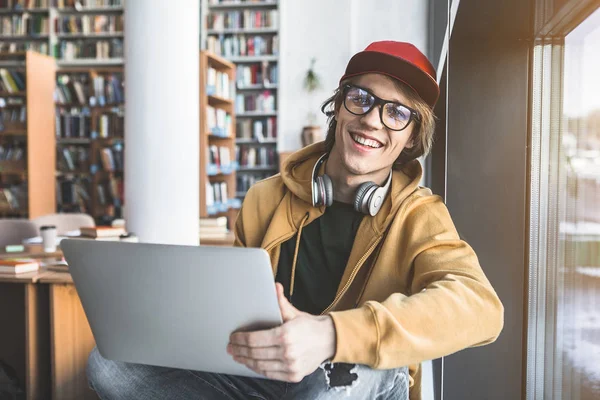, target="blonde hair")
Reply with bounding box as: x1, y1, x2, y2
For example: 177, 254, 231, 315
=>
321, 77, 436, 165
